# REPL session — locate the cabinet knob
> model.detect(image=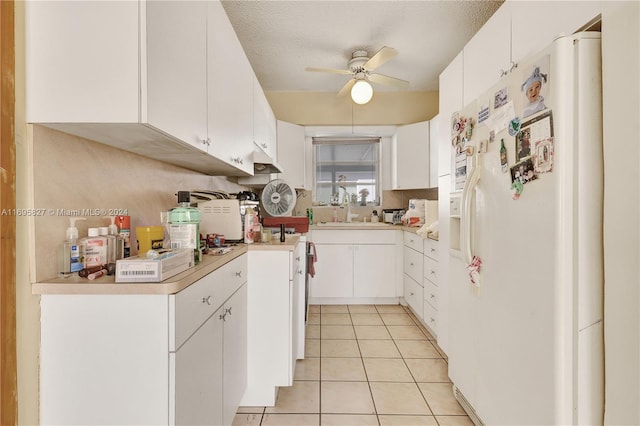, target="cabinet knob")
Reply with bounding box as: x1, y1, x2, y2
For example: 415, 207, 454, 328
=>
219, 313, 227, 322
202, 296, 211, 305
298, 270, 303, 275
201, 138, 211, 146
430, 293, 435, 299
235, 271, 242, 277
410, 292, 414, 296
296, 256, 301, 261
430, 317, 436, 323
226, 307, 233, 316
430, 270, 436, 275
410, 262, 414, 266
232, 157, 244, 165
430, 248, 436, 252
261, 143, 268, 149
